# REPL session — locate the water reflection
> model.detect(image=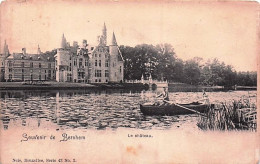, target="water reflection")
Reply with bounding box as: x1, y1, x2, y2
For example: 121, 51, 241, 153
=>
0, 89, 256, 131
